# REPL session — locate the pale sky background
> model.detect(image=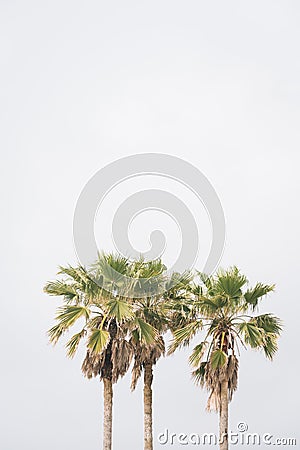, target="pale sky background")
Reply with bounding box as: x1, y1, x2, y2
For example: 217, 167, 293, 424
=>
1, 1, 299, 449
